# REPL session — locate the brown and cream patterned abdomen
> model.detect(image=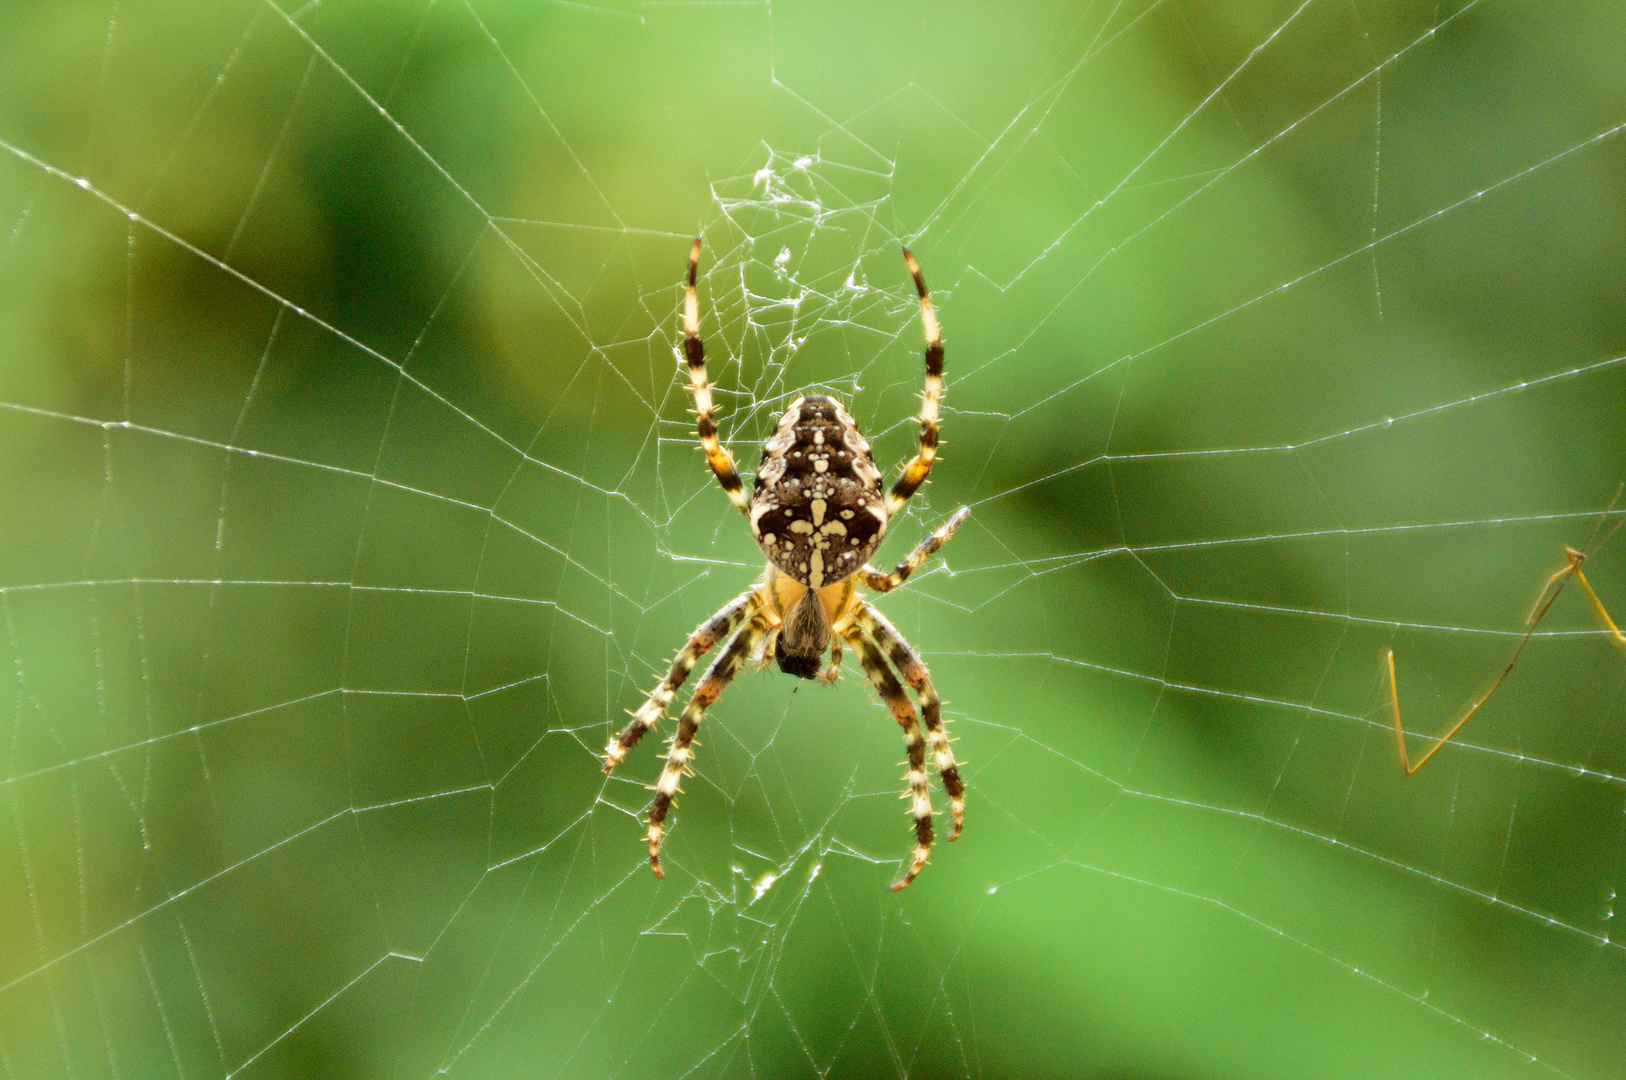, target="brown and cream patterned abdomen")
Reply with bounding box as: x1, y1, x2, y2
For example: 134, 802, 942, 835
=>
749, 395, 888, 588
